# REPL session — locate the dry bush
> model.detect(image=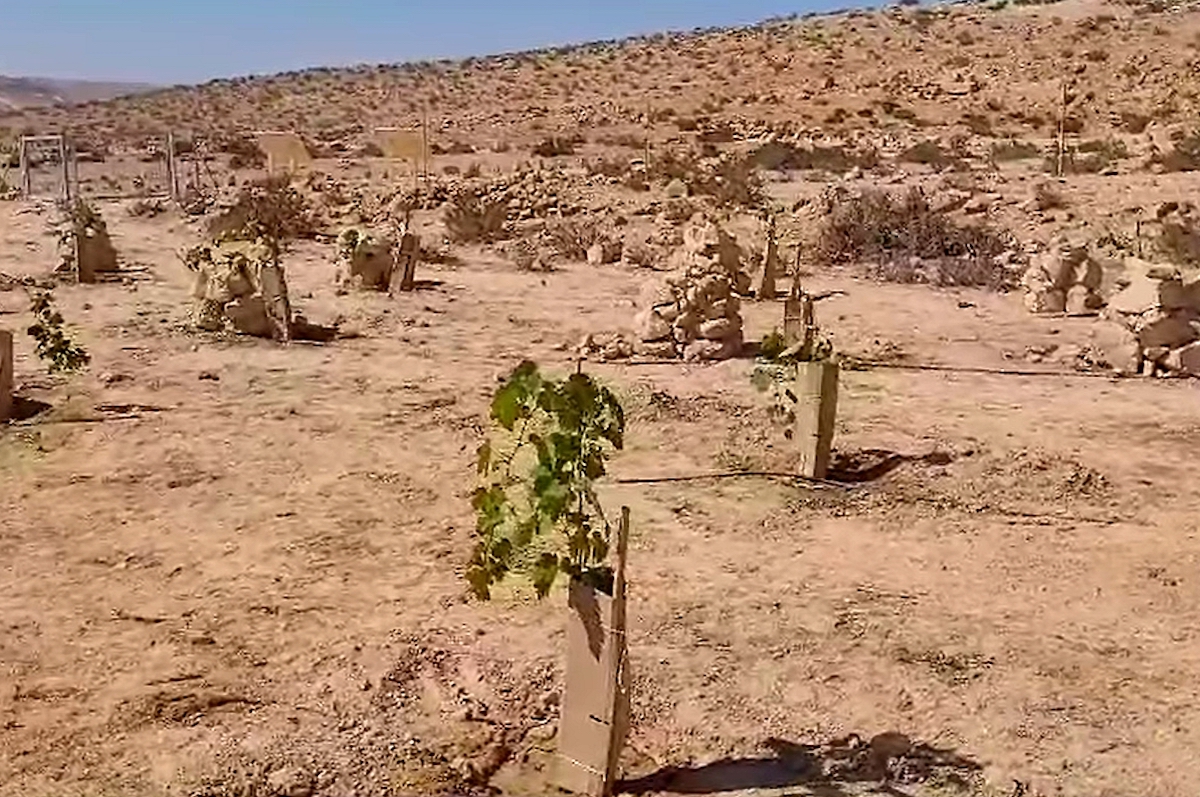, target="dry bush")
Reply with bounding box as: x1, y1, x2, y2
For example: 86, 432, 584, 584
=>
1155, 131, 1200, 172
207, 175, 317, 243
750, 141, 879, 173
1120, 111, 1152, 134
990, 140, 1041, 162
1157, 210, 1200, 265
1046, 139, 1127, 174
961, 113, 994, 136
218, 134, 266, 169
544, 217, 602, 261
589, 157, 630, 179
510, 238, 553, 271
432, 140, 476, 155
899, 140, 964, 170
531, 136, 578, 157
815, 187, 1012, 288
594, 132, 644, 149
443, 189, 509, 243
691, 156, 765, 209
1034, 182, 1067, 210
